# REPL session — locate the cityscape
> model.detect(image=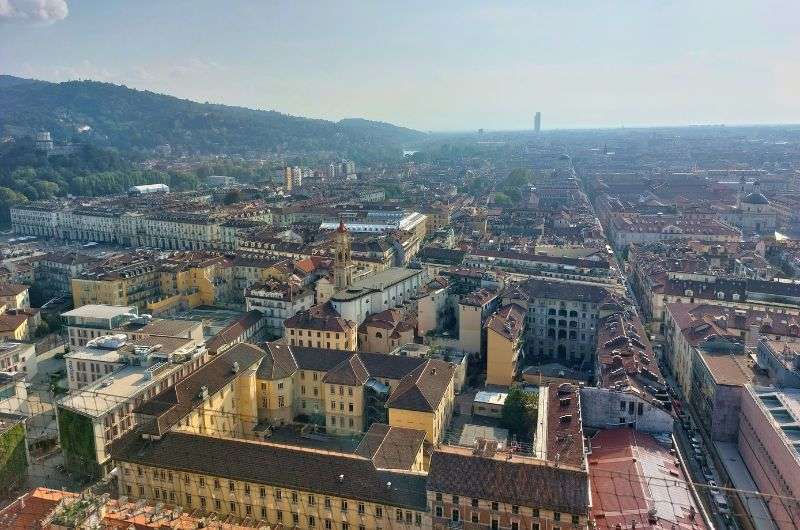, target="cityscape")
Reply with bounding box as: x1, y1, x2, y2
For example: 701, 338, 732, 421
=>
1, 2, 800, 530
